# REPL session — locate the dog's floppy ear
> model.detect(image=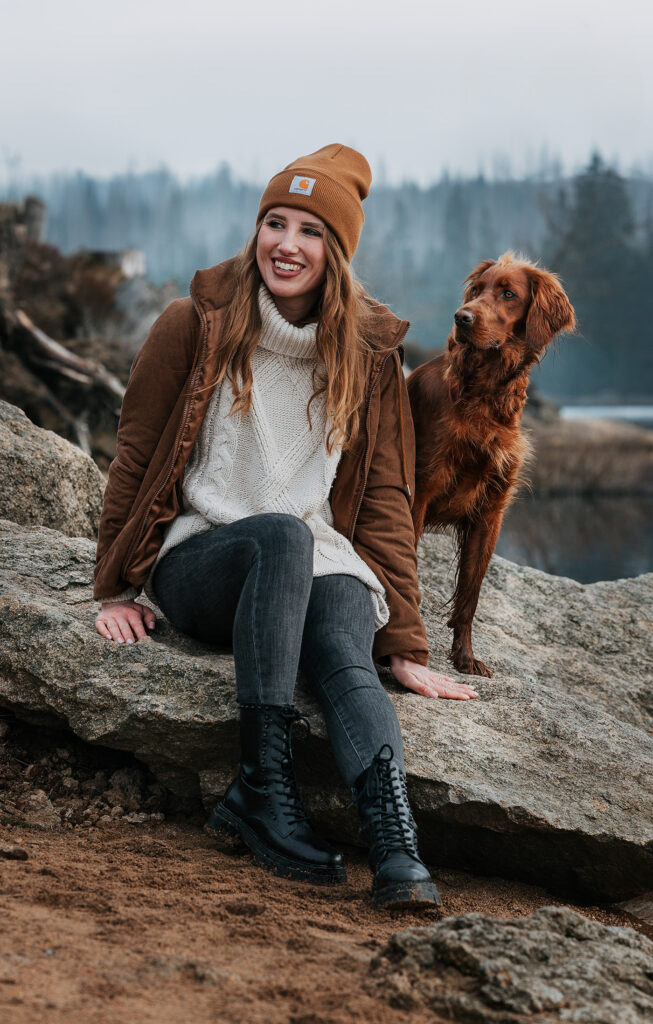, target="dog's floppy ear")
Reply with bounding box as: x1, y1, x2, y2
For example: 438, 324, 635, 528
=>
462, 260, 496, 303
525, 267, 576, 352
